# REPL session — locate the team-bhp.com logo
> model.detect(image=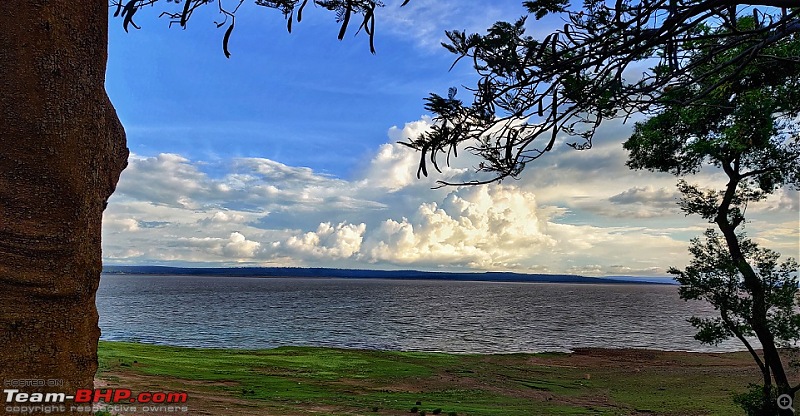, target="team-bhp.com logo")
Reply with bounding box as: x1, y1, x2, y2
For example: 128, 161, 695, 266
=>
4, 388, 188, 414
